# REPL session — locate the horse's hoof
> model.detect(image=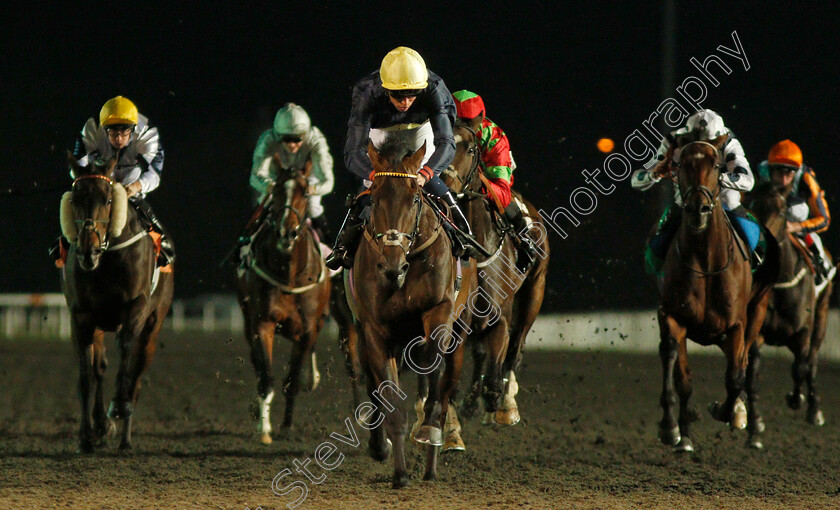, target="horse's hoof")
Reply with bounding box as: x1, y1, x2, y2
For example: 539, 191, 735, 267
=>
368, 438, 392, 462
749, 416, 766, 435
786, 392, 805, 410
95, 418, 117, 440
730, 399, 747, 430
673, 437, 694, 453
391, 472, 411, 489
658, 425, 681, 447
747, 437, 764, 450
413, 425, 442, 447
495, 408, 521, 426
260, 433, 273, 445
481, 412, 496, 425
442, 432, 466, 453
76, 441, 94, 454
808, 409, 826, 427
